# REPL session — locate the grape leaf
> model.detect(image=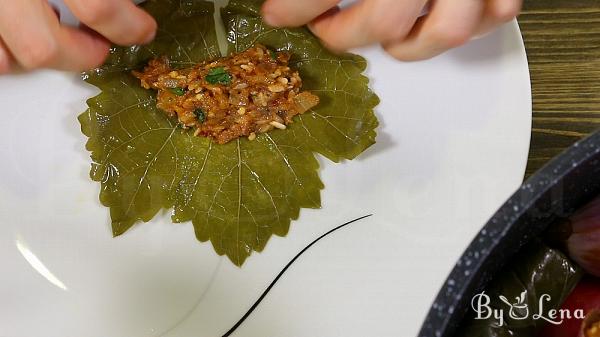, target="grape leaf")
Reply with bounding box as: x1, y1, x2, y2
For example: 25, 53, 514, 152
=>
222, 0, 380, 161
79, 0, 379, 266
